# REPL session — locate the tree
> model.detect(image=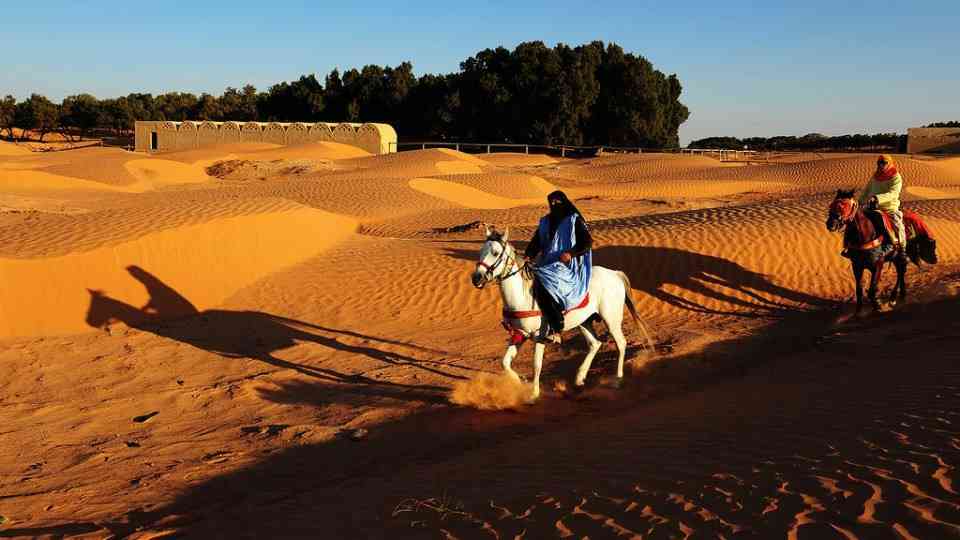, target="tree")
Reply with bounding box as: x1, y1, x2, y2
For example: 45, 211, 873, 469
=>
195, 93, 222, 120
14, 94, 60, 141
61, 94, 102, 140
0, 95, 15, 139
926, 121, 960, 128
220, 86, 259, 121
5, 40, 693, 149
